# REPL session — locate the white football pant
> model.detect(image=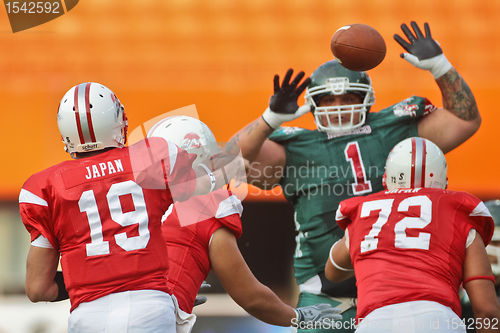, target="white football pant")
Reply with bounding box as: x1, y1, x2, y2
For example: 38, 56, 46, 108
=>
68, 290, 176, 333
355, 300, 466, 333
